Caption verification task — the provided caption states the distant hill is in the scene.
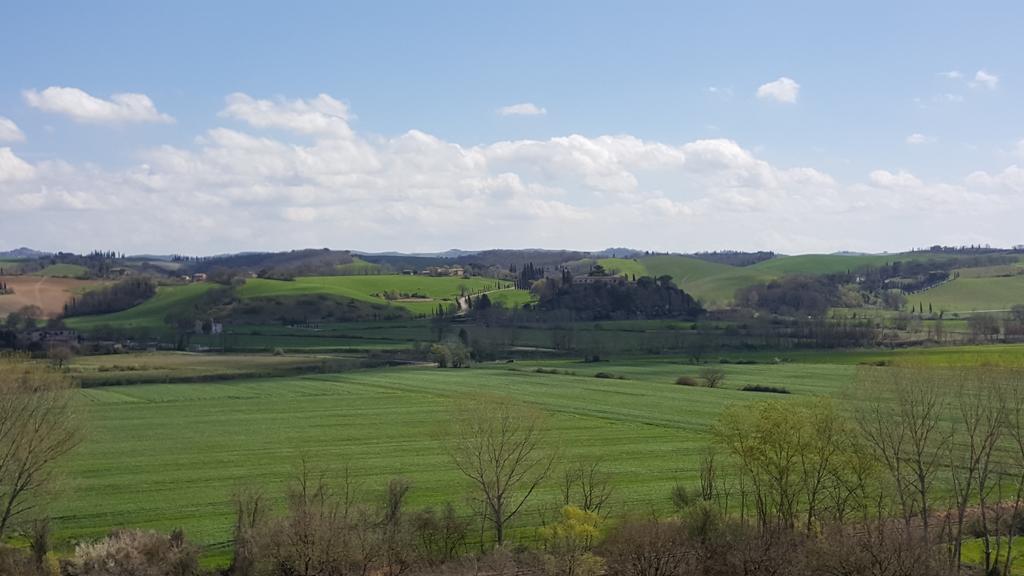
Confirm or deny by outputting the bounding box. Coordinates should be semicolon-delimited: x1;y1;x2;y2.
0;247;48;259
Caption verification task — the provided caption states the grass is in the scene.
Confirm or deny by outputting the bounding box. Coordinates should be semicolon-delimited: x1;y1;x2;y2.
48;342;1024;563
640;255;775;308
67;351;357;386
57;358;857;561
335;257;384;275
914;275;1024;312
596;258;650;278
34;263;90;278
65;282;216;332
237;275;508;315
487;288;535;309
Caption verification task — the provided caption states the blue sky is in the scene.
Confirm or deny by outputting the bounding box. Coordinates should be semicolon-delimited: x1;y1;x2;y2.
1;1;1022;254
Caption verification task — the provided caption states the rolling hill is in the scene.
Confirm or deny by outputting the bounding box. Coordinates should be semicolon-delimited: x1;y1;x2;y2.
638;255;776;307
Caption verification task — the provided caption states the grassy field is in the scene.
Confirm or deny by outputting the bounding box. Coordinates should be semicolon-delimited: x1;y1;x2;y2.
914;275;1024;312
640;255;775;308
65;282;215;332
58;358;855;561
237;275;509;315
595;258;650;278
33;263;90;278
487;288;535;309
67;351;360;386
45;342;1024;563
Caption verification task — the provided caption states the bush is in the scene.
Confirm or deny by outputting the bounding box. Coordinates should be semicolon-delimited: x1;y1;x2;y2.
0;543;54;576
741;384;790;394
594;372;626;380
675;376;699;386
64;529;200;576
699;366;726;388
599;518;692;576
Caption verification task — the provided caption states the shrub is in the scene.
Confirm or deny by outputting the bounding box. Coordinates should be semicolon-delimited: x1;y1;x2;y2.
599;518;692;576
740;384;790;394
64;529;200;576
699;366;726;388
675;376;699;386
0;543;53;576
670;483;693;511
594;372;626;380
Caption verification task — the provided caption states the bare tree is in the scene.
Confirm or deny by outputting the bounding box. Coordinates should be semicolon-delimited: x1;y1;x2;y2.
853;366;951;546
446;395;554;546
560;459;614;517
946;368;1006;573
0;354;80;537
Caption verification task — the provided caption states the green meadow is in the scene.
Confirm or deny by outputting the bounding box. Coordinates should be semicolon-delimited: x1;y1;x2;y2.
236;275;510;315
54;344;1024;561
65;282;216;332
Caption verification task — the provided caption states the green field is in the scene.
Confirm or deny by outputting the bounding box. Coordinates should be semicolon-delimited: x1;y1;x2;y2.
237;275;508;315
43;342;1024;563
486;288;535;309
334;257;385;275
594;258;650;278
68;351;359;386
33;263;90;278
58;358;854;560
65;282;215;332
640;255;775;307
915;275;1024;312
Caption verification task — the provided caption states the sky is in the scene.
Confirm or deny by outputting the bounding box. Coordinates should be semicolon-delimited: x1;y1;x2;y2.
1;1;1022;255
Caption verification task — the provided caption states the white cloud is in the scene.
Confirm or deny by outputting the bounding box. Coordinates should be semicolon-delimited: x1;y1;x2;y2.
869;169;922;189
6;90;1024;254
756;77;800;103
972;69;999;90
497;102;547;116
938;70;963;80
220;93;353;137
23;86;174;124
0;147;35;182
0;117;25;142
906;133;935;145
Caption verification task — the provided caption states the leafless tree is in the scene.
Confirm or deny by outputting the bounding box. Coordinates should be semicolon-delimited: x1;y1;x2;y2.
853;366;950;545
0;354;80;538
446;395;554;546
560;459;614;517
946;368;1006;573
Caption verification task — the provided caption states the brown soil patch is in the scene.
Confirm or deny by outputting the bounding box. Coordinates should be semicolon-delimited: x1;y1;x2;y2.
0;276;105;318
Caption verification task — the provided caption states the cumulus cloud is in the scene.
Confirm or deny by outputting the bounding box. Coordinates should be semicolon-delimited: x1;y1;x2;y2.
220;93;353;137
497;102;547;116
5;90;1024;254
906;133;935;145
0;117;25;142
756;77;800;103
0;147;35;182
869;169;923;189
23;86;174;124
972;69;999;90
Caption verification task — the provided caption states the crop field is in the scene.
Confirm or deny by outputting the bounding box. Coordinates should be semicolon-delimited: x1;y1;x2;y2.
42;342;1024;564
56;358;857;560
65;282;215;332
0;275;104;318
640;255;775;308
68;351;357;386
237;275;510;315
33;263;90;278
915;275;1024;312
